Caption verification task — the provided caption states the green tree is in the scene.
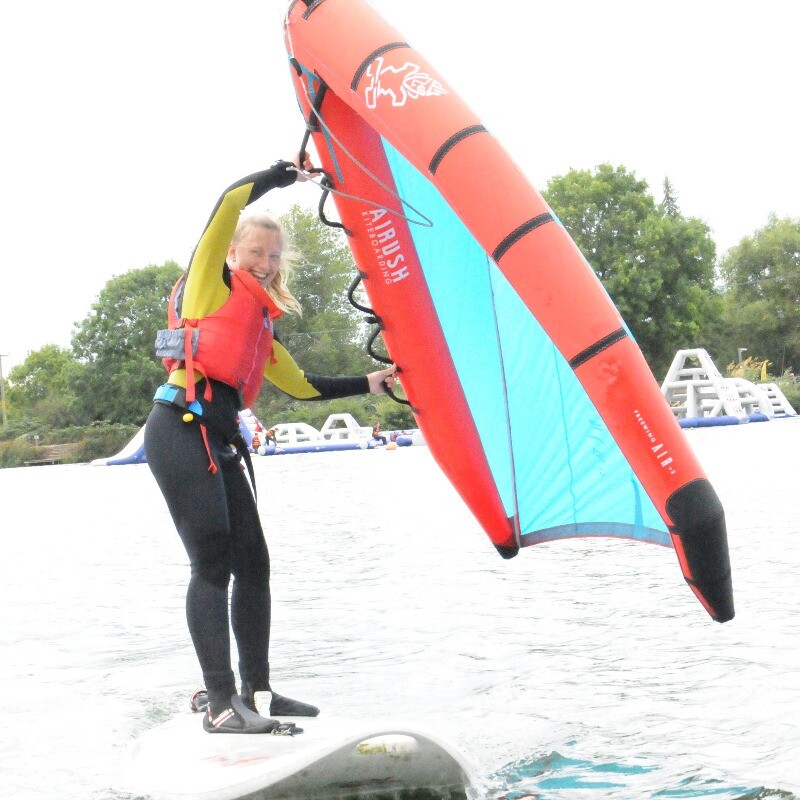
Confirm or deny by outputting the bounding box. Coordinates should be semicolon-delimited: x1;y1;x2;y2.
71;261;183;423
6;344;86;427
543;164;718;377
273;205;370;363
636;212;720;373
662;177;680;217
7;344;77;406
716;215;800;374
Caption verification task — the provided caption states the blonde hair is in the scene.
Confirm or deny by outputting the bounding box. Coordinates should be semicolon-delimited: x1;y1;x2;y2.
231;214;303;316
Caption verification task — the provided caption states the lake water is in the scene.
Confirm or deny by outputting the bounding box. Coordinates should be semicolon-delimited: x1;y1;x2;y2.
1;418;799;799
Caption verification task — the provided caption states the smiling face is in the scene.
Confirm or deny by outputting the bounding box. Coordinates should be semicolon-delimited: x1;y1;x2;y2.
227;225;283;288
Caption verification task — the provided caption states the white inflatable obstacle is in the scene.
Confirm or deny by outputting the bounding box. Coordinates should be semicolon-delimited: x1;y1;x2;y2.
261;413;422;455
90;426;146;466
262;414;372;447
661;348;796;427
759;382;798;417
270;421;327;445
318;413;423;446
320;413;374;441
269;413;395;446
258;414;424;455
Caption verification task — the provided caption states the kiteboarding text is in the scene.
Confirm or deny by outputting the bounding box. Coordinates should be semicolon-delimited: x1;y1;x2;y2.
362;209;410;284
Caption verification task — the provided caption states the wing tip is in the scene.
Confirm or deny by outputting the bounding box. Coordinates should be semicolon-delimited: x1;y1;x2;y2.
494;543;519;560
667;478;735;623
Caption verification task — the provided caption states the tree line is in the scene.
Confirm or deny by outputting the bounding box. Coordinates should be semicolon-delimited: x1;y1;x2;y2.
2;166;799;462
543;166;800;381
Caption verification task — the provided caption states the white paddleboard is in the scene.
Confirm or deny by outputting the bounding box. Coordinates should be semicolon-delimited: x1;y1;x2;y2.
125;711;474;799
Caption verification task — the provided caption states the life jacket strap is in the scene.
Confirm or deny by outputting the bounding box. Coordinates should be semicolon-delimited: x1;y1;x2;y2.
179;319;213;405
198;424;218;475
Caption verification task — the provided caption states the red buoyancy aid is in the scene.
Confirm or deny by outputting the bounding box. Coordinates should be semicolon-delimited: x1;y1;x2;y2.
163;269;283;408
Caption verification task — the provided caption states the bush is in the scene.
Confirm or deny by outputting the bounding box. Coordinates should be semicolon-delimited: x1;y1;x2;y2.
0;419;36;443
374;395;416;430
0;438;38;468
775;374;800;413
65;423;140;463
0;422;140;468
38;427;89;445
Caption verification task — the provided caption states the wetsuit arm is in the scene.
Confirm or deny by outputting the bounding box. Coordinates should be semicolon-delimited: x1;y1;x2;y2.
264;340;369;400
180;162;297;319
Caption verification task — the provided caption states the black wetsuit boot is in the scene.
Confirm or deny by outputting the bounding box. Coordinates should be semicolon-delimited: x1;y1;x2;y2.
241;682;320;717
204;691;279;734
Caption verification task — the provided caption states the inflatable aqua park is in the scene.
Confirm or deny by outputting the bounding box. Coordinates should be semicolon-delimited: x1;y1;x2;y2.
661;348;797;428
92;412;422;465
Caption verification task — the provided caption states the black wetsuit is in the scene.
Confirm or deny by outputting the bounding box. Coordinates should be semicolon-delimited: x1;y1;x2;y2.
145;165;368;713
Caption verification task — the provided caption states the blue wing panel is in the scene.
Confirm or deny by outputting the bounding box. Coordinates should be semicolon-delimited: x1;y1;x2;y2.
381;140;669;547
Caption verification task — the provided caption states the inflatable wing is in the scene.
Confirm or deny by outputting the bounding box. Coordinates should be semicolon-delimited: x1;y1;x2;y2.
283;0;734;622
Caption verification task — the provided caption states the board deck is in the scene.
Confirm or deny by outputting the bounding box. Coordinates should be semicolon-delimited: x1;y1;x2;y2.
125;712;474;800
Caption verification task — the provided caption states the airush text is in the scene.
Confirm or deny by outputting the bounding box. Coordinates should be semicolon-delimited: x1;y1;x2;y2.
361;209;409;284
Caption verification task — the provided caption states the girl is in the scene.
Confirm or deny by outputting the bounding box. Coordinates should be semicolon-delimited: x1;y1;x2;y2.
145;157;395;733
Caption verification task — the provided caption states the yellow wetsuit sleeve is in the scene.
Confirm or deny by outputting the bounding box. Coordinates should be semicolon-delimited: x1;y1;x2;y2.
264;340;369;400
167;163;297;389
180;183;256;320
181;164;297;320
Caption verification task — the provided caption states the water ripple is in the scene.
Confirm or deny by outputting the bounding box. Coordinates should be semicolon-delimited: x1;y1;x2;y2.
2;431;799;798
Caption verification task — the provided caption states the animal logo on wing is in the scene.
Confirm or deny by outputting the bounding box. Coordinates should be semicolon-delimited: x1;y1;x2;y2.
364;57;448;109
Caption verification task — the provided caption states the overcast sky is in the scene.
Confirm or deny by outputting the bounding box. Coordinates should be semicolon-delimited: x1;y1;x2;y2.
1;0;797;371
